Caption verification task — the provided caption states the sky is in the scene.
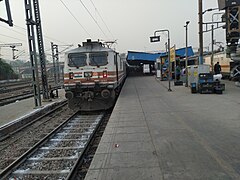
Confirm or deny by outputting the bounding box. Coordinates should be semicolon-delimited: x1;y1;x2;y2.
0;0;225;61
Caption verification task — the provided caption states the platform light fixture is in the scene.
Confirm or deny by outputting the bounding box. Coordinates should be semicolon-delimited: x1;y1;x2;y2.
199;0;219;65
150;29;172;91
184;21;190;87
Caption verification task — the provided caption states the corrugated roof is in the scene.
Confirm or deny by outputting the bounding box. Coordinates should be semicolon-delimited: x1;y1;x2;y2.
158;46;194;58
127;46;194;62
175;46;194;58
127;51;161;62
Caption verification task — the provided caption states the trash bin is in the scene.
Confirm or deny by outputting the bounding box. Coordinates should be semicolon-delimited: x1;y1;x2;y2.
191;83;197;93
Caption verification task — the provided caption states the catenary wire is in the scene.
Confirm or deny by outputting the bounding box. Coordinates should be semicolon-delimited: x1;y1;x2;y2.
78;0;108;39
89;0;114;39
0;33;26;42
59;0;91;37
13;24;69;45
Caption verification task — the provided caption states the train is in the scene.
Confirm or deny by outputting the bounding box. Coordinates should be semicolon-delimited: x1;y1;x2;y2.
63;39;126;111
204;51;240;80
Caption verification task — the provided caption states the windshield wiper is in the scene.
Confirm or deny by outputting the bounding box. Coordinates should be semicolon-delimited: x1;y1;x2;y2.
69;58;79;67
90;57;100;67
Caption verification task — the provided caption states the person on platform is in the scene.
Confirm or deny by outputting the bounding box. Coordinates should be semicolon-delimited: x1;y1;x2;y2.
214;62;221;75
176;65;181;81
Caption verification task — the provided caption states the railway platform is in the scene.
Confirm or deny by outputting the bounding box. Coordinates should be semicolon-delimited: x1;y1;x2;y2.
0;89;66;127
85;76;240;180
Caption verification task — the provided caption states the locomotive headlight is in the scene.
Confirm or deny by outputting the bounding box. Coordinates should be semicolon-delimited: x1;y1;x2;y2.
103;71;108;78
84;72;92;77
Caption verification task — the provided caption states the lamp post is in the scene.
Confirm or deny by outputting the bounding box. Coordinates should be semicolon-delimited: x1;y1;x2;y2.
211;12;225;73
198;0;219;65
184;21;190;87
199;0;203;64
150;29;172;91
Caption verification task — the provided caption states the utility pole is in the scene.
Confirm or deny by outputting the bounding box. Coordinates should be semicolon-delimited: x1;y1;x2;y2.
24;0;42;108
0;43;22;61
211;24;214;73
10;45;18;60
199;0;203;65
51;42;58;85
51;42;59;97
24;0;50;102
184;21;190;87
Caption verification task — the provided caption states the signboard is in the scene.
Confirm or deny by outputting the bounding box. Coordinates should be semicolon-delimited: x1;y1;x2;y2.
170;45;176;62
150;36;160;43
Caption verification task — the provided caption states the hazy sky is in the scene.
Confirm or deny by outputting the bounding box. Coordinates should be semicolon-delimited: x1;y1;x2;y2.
0;0;225;61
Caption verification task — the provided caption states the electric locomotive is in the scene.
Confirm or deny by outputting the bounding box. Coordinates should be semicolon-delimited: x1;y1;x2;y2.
64;39;126;111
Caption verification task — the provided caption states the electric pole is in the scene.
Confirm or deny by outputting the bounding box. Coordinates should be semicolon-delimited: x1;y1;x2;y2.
0;43;22;61
24;0;50;103
199;0;203;65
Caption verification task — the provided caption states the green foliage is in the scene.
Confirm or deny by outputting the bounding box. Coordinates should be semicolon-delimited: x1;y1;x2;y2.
0;58;18;80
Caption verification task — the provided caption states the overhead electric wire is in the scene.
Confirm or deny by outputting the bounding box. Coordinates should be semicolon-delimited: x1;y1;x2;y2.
59;0;91;37
14;24;69;45
0;24;26;37
0;33;26;42
78;0;108;39
2;23;69;46
89;0;114;39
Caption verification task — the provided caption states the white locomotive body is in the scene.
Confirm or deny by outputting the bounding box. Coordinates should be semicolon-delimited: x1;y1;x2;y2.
64;39;126;111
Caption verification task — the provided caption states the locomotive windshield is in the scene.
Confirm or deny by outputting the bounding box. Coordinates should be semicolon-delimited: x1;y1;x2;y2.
68;53;87;67
89;52;108;66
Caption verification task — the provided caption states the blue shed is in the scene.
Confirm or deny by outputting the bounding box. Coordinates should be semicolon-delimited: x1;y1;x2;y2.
127;46;194;62
127;51;161;62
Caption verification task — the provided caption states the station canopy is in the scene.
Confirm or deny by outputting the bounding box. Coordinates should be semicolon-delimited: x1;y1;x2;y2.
127;46;194;62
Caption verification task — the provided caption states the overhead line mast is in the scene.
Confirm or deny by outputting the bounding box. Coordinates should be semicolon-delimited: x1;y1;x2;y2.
0;43;22;60
24;0;50;108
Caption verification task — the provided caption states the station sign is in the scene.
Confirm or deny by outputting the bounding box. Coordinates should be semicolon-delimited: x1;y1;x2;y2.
150;36;160;43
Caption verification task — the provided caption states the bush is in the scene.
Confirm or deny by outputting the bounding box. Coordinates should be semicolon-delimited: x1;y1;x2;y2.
0;59;18;80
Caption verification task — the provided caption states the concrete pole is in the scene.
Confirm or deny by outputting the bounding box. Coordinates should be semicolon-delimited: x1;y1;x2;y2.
211;24;214;73
199;0;203;64
185;21;190;87
167;31;172;92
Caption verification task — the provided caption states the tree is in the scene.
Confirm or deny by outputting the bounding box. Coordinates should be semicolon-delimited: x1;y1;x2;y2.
0;58;18;80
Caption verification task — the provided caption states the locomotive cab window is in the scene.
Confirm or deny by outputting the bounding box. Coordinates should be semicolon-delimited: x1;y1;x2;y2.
89;52;108;66
68;53;87;67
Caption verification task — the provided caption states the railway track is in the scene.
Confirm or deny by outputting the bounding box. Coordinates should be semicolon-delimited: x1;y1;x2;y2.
0;111;107;179
0;91;33;106
0;84;31;94
0;80;31;89
0;79;63;95
0;85;62;107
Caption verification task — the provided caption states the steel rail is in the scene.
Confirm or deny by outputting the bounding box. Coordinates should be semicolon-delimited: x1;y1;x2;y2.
66;111;107;179
0;111;105;179
0;100;68;141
